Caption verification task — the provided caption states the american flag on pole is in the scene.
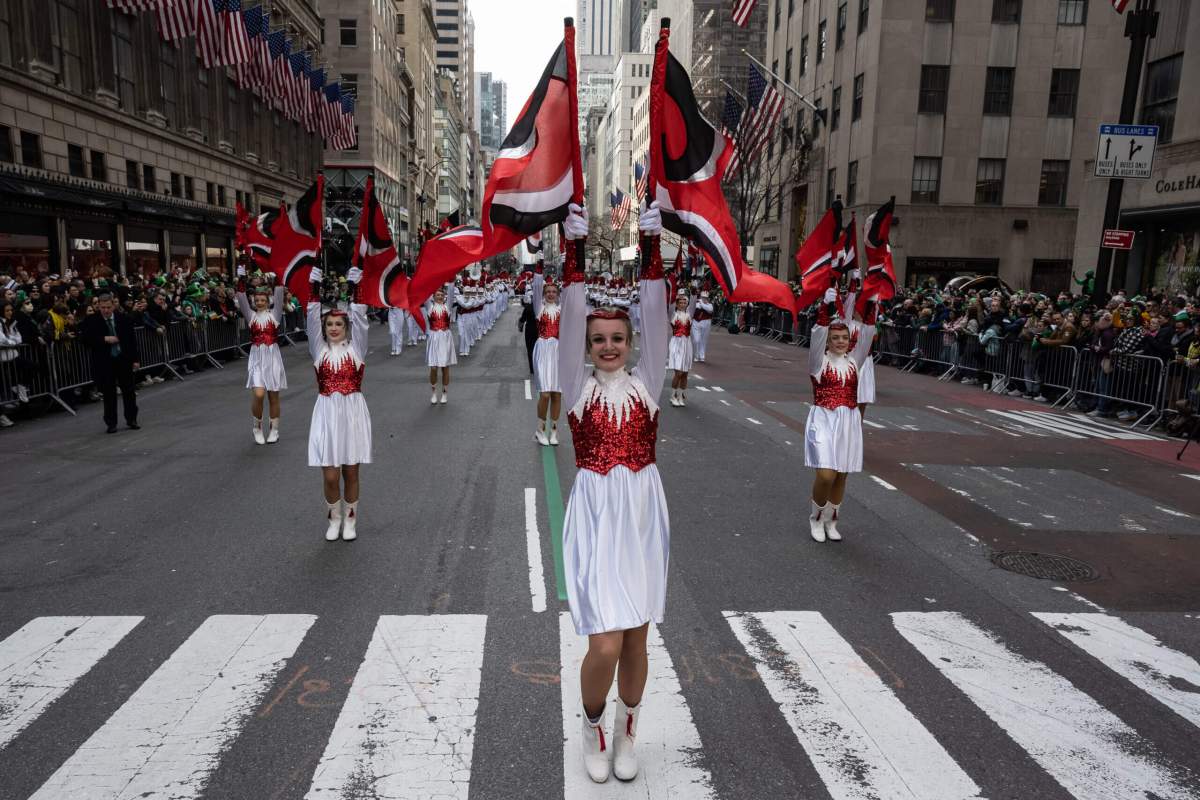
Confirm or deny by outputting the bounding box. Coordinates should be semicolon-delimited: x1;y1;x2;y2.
306;66;326;135
731;0;758;27
195;0;225;68
289;50;310;124
734;63;785;172
219;0;252;66
609;189;632;230
336;92;357;151
268;30;292;114
235;4;266;90
157;0;196;43
1111;0;1131;11
320;82;341;142
721;90;746;175
634;158;648;201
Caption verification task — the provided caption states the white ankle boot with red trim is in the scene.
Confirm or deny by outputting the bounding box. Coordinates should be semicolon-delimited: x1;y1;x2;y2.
824;502;842;541
809;500;827;542
581;707;611;783
342;501;358;541
612;699;640;781
324;500;343;542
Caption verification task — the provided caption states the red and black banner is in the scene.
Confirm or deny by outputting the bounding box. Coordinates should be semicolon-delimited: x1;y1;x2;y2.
235;201;280;271
794;201;840;311
268;174;322;304
857;197;897;314
352;175;409;309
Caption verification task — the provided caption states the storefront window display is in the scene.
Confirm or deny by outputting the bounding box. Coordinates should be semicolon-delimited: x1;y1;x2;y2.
169;231;200;274
125;227;163;279
0;214;53;277
205;239;231;276
67;221;117;279
1152;225;1200;296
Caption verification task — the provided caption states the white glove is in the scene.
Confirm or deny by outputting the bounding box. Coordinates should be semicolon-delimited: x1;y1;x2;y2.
638;201;663;235
236;265;246;278
850;269;860;281
347;266;363;284
309;268;324;284
823;287;838;304
564;203;588;240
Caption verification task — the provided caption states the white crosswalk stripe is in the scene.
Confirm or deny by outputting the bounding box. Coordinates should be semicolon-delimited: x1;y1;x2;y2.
893;611;1195;800
1034;613;1200;731
306;615;487;800
988;409;1160;440
0;616;142;749
726;610;983;799
558;613;714;798
30;614;315;800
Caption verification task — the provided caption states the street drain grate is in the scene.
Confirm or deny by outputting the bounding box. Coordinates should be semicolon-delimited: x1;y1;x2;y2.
990;551;1100;583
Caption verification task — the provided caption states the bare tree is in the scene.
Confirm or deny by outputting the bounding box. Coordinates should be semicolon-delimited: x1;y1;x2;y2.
584;213;623;273
725;122;812;265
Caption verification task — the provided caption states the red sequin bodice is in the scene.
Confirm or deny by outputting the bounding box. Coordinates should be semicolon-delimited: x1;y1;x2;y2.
672;319;692;337
537;311;560;339
429;308;451;331
315;357;365;395
568;397;659;475
249;319;279;346
811;363;858;410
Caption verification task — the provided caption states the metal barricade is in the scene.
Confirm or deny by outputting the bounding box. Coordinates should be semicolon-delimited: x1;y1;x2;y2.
202;317;241;366
904;329;957;377
950;334;1007;392
134;324;184;381
49;339;92;414
0;342;63;412
1158;359;1200;433
1072;349;1165;427
166;319;206;372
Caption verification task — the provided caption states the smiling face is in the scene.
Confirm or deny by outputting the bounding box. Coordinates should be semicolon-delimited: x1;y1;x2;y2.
543;284;559;304
675;296;689;312
826;325;851;356
252;292;270;311
324;313;347;343
434;289;446;304
587;317;632;372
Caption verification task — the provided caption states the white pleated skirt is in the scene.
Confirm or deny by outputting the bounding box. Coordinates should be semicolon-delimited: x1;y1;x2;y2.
668;335;693;372
426;329;458;367
857;357;876;404
804;405;863;473
246;343;288;391
308;392;372;467
564;464;670;636
533;336;560;393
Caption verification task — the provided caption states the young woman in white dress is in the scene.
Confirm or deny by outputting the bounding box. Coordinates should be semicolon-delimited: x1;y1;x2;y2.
558;201;669;784
425;286;457;404
306;266;371;542
666;292;694;407
235;262;288;444
531;273;562;445
805;284;877;542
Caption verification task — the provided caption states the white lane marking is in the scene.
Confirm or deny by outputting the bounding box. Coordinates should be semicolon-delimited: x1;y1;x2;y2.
926;405;951;415
559;614;714;798
1155;506;1191;518
692;373;704;381
1064;412;1162;440
1180;474;1200;482
1035;613;1200;731
1023;410;1157;441
719;399;731;407
894;611;1194;800
524;379;532;400
306;615;487;800
524;488;548;613
696;386;711;392
987;410;1087;438
33;615;315;800
871;475;898;491
746;417;763;425
862;419;886;429
953;408;1028;437
710;386;725;392
727;611;982;800
0;616;143;749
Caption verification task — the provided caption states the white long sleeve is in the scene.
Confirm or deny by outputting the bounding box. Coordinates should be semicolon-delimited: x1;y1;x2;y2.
558;281;589;413
632;278;668;399
349;303;370;362
306;301;323;363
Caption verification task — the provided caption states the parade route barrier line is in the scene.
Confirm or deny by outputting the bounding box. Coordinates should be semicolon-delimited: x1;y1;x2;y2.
540;446;568;602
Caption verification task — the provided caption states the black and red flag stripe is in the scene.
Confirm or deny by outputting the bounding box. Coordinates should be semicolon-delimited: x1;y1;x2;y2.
267;174;322;304
856;197;897;315
352;175;409;309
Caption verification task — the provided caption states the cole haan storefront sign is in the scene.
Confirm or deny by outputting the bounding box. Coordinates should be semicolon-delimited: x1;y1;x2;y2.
1155;174;1199;194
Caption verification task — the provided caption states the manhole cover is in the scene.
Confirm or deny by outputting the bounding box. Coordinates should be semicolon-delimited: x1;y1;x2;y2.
990;551;1100;582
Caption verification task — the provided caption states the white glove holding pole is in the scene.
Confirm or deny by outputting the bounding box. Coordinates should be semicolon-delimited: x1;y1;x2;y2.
638;201;663;235
823;287;838;304
850;269;860;281
309;268;324;284
236;264;246;277
347;266;363;284
564;203;589;240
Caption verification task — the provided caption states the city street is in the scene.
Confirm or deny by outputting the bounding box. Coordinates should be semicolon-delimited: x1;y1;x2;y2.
3;303;1199;800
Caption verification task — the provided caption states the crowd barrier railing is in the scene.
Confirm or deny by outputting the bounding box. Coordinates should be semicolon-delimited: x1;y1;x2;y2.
1159;360;1200;432
0;342;66;412
1071;349;1166;428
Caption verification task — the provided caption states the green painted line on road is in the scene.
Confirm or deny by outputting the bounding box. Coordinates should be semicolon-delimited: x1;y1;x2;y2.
540;446;568;601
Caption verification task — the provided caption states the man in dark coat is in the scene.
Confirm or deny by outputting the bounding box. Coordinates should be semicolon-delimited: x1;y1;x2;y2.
80;293;141;433
517;284;538;374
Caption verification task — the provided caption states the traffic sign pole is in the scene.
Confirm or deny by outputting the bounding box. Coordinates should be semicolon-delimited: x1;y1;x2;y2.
1092;0;1158;307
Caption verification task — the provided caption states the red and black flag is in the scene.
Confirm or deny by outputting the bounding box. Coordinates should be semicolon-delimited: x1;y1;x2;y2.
647;19;795;316
794;201;840;311
352;175;409;309
834;212;857;276
438;209;461;232
408;20;582;322
857;197;897;315
235;201;280;271
268;174;323;304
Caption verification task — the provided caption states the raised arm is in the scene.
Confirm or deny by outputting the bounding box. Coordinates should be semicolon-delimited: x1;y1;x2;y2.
306;268;325;362
850;298;878;367
235;289;253;323
808;287;839;376
270;285;286;325
558;204;591;412
531;270;545;318
345;267;369;361
631;204;668;397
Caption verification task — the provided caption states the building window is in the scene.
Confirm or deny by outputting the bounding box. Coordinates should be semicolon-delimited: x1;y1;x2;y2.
789;0;795;17
67;144;86;177
918;65;950;113
218;185;227;206
1057;0;1087;25
184;176;194;201
836;3;847;48
90;151;106;182
170;172;181;197
800;36;808;76
206;182;215;205
1039;160;1069;206
992;0;1020;22
847;160;858;206
826;167;837;209
143;164;156;193
19;131;42;169
52;0;83;91
112;14;136;110
983;67;1014;115
830;87;842;131
812;98;823;138
911;157;941;203
817;21;827;62
975;159;1005;205
858;0;869;33
397;13;404;34
852;74;864;120
773;0;780;30
926;0;954;21
339;19;357;46
785;48;792;83
126;159;139;189
342;73;358;98
0;126;11;163
1047;68;1079;117
1142;54;1181;143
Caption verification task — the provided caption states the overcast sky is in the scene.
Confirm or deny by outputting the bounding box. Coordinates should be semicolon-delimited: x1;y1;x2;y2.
469;0;575;133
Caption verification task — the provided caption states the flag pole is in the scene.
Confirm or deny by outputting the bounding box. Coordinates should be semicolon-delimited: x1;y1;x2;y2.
563;17;586;275
740;48;819;112
644;17;671;278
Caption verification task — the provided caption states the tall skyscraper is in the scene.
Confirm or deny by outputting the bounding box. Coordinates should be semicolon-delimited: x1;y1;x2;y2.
433;0;467;75
474;73;508;151
578;0;626;57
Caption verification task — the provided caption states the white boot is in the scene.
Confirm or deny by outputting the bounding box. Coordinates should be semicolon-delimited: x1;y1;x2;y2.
325;500;343;542
549;421;559;446
679;390;687;407
612;699;640;781
824;503;842;541
669;389;680;407
535;419;550;446
342;501;358;541
809;500;827;543
253;417;266;445
580;707;611;783
431;387;439;405
439;388;448;404
266;418;280;444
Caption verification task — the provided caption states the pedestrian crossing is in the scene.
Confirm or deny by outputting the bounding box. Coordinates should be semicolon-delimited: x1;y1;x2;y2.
2;610;1197;799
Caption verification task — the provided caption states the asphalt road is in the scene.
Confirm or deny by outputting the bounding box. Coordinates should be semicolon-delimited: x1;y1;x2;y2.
2;303;1199;800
